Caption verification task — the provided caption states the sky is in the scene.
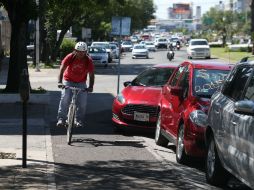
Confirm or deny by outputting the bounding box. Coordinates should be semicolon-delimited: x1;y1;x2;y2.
153;0;223;19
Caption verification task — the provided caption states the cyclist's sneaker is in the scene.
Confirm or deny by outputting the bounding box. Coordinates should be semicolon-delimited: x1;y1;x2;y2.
75;121;83;128
56;119;65;127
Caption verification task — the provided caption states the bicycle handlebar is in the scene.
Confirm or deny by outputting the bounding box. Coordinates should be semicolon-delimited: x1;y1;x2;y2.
59;85;88;92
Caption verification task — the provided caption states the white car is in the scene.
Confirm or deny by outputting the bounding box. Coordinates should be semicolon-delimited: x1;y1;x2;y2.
145;41;156;52
132;44;149;59
121;41;133;52
187;39;211;59
91;41;113;62
154;38;168;49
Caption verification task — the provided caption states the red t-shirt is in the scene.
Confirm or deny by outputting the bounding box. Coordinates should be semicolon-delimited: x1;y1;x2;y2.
62;53;94;83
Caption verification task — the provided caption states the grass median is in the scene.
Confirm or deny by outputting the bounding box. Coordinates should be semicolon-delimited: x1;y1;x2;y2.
211;47;252;64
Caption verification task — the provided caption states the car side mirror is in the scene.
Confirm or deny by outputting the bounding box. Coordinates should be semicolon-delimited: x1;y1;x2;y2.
123;81;131;87
234;100;254;116
170;86;183;97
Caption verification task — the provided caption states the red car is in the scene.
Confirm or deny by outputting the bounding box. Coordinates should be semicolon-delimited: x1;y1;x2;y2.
155;60;233;163
112;64;178;130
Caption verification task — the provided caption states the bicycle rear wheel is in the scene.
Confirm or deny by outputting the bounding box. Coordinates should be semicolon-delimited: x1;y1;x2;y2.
67;105;75;145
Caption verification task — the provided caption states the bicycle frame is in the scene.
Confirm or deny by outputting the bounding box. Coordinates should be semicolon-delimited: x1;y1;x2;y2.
64;86;87;145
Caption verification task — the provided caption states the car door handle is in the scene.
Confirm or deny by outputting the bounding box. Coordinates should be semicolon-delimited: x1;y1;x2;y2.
231;121;237;126
214;109;219;114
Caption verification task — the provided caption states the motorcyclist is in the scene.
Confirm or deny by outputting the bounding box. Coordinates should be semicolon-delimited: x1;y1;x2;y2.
167;43;175;60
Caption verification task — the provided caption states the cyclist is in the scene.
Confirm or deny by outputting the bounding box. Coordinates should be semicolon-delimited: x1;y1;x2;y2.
57;41;95;128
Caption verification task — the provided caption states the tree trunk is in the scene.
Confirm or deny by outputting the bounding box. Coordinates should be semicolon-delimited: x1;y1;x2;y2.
251;0;254;55
50;28;68;62
222;28;227;48
5;15;28;93
39;0;50;63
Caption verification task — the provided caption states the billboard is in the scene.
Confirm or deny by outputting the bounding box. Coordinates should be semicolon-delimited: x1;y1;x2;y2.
172;3;191;14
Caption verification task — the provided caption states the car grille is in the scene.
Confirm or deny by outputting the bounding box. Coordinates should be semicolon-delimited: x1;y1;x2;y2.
91;56;101;60
121;104;159;117
193;48;208;52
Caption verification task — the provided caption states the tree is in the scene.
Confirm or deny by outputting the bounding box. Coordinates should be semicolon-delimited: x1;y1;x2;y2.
202;8;235;47
43;0;155;61
0;0;37;93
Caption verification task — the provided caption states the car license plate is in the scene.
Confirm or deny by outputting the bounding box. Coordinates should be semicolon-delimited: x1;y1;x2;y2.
134;111;149;122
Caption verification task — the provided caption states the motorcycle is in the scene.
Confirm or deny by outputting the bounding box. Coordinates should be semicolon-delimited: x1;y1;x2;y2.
176;44;180;50
167;50;174;61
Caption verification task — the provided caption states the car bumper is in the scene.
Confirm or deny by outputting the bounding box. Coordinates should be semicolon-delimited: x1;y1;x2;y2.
132;53;148;57
190;52;210;58
112;100;157;129
92;59;108;65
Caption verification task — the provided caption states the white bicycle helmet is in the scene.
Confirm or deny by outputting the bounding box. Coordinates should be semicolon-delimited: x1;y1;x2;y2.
75;41;87;51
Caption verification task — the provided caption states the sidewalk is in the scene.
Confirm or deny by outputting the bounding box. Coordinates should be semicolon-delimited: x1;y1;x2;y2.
0;58;56;189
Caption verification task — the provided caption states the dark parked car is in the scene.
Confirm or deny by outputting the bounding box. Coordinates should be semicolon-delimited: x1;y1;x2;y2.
205;57;254;189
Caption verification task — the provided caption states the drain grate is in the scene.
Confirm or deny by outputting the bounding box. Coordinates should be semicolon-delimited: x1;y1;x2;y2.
0;152;16;159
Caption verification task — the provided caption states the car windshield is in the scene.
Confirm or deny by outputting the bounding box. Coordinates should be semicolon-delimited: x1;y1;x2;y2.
88;47;106;53
134;45;146;49
191;41;208;45
122;41;132;45
171;38;179;42
146;42;154;45
132;67;175;87
92;43;110;49
193;69;229;98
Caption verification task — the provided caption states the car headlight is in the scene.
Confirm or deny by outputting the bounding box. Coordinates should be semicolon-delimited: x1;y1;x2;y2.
189;110;208;127
116;93;125;104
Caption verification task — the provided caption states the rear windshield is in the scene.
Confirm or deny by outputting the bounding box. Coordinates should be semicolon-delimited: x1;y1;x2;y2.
193;69;229;98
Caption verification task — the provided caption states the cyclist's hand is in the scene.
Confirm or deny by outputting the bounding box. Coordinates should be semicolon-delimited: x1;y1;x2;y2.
58;83;64;89
87;87;93;92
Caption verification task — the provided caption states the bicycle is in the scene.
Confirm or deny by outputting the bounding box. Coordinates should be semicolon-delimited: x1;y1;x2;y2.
60;85;87;145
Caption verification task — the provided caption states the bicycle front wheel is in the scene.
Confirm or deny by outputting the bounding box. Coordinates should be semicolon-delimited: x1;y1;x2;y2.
67;105;75;145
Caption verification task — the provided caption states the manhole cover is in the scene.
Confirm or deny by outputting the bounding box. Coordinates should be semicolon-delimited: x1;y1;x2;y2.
0;152;16;159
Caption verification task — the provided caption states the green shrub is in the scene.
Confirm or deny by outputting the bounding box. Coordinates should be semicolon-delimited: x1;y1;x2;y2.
59;38;76;59
225;46;251;52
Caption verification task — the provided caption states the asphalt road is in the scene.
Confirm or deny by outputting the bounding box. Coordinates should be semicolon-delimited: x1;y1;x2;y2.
29;47;250;190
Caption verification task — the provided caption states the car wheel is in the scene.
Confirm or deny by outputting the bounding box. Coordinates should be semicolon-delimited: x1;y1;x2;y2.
205;135;230;186
176;124;189;164
155;111;169;147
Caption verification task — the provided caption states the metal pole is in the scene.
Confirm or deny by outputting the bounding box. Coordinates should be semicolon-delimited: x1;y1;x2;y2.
35;0;40;72
117;18;122;94
22;101;27;168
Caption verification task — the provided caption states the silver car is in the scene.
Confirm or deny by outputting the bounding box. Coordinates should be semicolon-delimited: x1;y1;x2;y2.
205;58;254;189
88;46;108;67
